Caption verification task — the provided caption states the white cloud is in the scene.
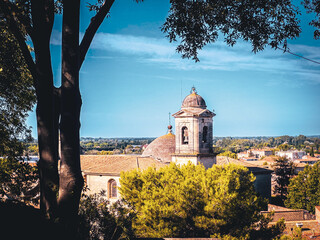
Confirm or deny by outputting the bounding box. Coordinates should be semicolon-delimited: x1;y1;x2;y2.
92;33;175;57
51;31;320;84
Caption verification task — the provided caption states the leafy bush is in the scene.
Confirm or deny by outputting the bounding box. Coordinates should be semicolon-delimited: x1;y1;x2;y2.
78;190;134;240
0;158;38;204
120;163;270;239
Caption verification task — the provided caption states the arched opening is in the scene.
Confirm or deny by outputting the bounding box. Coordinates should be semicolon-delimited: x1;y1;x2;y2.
182;126;189;144
108;179;117;198
202;126;208;143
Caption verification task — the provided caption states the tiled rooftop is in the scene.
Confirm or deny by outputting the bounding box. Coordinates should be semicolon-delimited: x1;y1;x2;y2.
142;132;175;163
80;155;168;175
216;156;273;174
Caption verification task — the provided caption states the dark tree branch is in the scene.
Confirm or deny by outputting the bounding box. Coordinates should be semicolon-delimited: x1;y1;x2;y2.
1;0;37;83
30;0;58;220
79;0;115;69
30;0;55;92
31;0;54;42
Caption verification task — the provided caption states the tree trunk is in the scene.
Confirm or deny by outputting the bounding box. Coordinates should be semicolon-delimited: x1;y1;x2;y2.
58;0;84;235
31;0;59;220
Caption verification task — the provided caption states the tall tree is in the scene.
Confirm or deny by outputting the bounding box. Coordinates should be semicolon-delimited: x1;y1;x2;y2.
1;0;303;235
120;163;276;239
273;156;295;201
285;162;320;213
310;146;315;157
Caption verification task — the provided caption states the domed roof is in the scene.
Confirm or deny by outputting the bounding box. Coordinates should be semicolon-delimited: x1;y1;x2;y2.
142;129;175;163
182;87;206;109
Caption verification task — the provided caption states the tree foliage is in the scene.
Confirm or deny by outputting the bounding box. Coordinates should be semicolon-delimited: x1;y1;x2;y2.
0;7;38;206
279;226;306;240
1;0;313;233
273;157;295;201
218;150;238;159
285;162;320;213
78;190;134;240
249;215;286;240
120;163;268;239
0;13;35;160
0;158;38;204
162;0;301;61
303;0;320;39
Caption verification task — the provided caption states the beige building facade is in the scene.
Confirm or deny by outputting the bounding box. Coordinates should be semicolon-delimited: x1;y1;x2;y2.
81;155;167;202
172;87;217;168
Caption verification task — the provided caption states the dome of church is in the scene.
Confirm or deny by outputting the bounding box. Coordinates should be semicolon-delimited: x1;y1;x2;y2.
142;128;175;163
182;87;206;109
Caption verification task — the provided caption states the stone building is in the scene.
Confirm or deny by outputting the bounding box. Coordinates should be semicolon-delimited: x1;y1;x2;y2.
262;204;320;237
143;86;217;168
276;150;306;161
81;155;167;202
141;126;175;163
171;87;217;168
82;87;217;200
81;87;272;200
238;149;273;160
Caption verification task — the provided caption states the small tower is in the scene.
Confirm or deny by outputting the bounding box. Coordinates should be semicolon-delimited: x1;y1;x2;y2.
171;87;216;168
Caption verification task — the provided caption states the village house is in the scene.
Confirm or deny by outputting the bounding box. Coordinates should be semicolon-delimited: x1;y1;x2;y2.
276;150;306;161
262;204;320;238
238;148;273;160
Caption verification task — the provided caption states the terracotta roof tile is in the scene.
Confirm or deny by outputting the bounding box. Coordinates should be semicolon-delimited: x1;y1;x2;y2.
216;156;273;174
142;133;175;162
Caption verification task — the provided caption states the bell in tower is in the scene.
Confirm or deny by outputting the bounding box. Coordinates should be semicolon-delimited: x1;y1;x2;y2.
171;87;216;169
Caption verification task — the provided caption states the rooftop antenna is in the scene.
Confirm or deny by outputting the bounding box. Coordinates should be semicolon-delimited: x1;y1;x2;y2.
180;79;182;104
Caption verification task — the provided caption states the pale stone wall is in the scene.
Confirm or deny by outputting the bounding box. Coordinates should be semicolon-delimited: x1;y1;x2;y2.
198;156;216;169
175;117;213;154
175;117;198;154
276;151;306;160
252;150;273;159
171;155;215;169
85;174;121;203
172;156;198;166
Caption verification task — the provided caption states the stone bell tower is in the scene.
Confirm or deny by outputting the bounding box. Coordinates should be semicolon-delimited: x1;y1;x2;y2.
171;87;216;169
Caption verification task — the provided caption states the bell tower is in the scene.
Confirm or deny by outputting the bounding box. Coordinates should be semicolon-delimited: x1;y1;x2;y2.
172;87;216;168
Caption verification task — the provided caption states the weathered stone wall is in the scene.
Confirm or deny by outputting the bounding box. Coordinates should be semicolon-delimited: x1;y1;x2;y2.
172;155;198;166
175;117;198;154
198;155;216;169
85;174;121;202
175;116;213;154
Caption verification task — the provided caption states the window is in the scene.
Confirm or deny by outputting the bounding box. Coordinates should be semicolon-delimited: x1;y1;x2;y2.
202;126;208;143
182;126;189;144
108;179;117;198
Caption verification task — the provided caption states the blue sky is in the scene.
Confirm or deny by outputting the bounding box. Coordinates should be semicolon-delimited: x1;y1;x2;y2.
27;0;320;138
